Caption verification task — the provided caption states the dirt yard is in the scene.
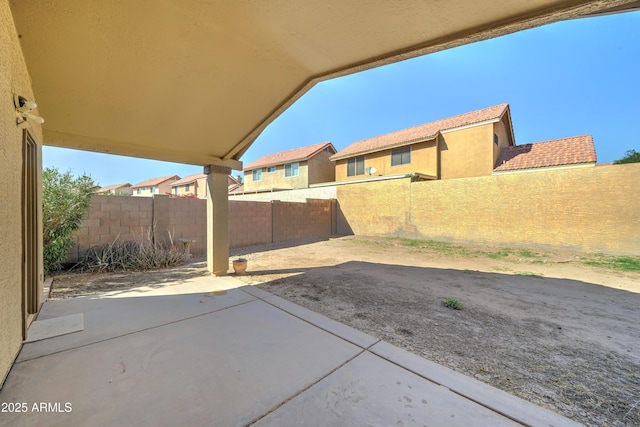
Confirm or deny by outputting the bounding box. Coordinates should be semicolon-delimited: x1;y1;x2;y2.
233;237;640;427
50;236;640;426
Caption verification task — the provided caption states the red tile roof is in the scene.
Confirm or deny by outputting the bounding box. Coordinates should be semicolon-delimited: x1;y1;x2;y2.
244;142;336;171
98;183;131;193
228;182;243;193
493;135;596;172
228;175;243;186
170;173;207;187
330;104;509;160
130;175;180;189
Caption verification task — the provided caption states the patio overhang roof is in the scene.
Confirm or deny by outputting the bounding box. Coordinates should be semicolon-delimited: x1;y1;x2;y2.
10;1;639;169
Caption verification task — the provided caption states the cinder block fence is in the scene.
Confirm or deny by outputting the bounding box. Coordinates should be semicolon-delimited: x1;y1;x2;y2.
68;163;639;263
66;196;337;263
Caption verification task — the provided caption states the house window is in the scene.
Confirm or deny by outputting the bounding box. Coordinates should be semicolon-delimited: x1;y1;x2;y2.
252;169;262;181
137;188;141;195
347;156;365;177
174;187;178;195
494;133;499;145
266;166;276;173
285;162;299;177
185;183;190;192
391;147;411;166
150;187;157;194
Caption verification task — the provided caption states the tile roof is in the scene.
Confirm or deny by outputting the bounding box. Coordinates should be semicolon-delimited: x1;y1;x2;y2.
244;142;336;171
98;183;131;192
170;173;207;187
228;182;243;193
330;104;509;160
493;135;596;172
228;175;243;186
130;175;180;189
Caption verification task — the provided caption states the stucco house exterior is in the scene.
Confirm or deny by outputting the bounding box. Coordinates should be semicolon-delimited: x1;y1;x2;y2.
96;183;133;196
243;142;336;192
169;173;208;198
130;175;180;197
329;104;515;181
169;174;243;198
493;135;597;174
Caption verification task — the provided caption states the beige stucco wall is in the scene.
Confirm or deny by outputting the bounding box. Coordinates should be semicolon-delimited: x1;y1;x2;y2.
244;161;310;191
335;139;438;182
307;147;336;184
172;177;208;199
334;123;499;183
0;0;43;385
439;123;494;179
492;115;513;167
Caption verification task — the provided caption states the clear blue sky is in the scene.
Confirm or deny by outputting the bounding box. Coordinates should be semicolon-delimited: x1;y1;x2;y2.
44;11;640;187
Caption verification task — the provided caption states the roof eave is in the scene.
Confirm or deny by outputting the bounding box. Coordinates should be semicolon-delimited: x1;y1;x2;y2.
493;162;596;174
330;135;438;161
245;142;336;171
244;157;309;172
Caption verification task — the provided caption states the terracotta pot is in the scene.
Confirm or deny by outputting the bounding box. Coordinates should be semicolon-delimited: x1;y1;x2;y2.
233;258;248;275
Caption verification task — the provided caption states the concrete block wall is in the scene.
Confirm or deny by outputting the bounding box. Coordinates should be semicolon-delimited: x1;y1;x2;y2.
335;179;411;236
336;163;640;255
67;195;153;262
272;199;335;242
68;196;336;262
228;200;272;248
152;195;208;254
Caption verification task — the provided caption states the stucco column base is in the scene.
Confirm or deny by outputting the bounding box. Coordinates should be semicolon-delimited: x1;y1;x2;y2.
206;169;230;276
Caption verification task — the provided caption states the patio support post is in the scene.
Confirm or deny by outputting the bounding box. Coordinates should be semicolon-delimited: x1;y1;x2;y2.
205;165;231;275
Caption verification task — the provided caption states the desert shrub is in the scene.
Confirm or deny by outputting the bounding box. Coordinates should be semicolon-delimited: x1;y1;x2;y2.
43;168;97;274
76;235;186;272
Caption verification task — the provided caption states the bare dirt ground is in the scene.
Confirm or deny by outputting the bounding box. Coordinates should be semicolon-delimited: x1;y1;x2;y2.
50;236;640;426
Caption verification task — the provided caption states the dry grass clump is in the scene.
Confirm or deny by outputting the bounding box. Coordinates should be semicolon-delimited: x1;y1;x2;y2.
76;228;186;272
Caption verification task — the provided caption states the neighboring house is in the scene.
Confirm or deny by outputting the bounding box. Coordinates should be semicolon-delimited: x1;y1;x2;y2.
169;174;244;198
169;173;208;198
243;142;336;191
228;175;243;193
96;183;133;196
130;175;180;197
329;104;515;181
493;135;597;174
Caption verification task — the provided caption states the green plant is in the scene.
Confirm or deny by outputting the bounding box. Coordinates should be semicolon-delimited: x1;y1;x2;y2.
613;149;640;164
43;168;97;274
581;255;640;271
443;297;463;310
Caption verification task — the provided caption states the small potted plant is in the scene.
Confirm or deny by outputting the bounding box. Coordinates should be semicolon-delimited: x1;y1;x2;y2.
232;258;248;275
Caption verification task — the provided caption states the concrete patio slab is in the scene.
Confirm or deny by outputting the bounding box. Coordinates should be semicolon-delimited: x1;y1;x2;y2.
1;299;362;427
253;351;519;427
17;286;255;362
1;277;582;427
370;341;582;427
24;313;84;343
